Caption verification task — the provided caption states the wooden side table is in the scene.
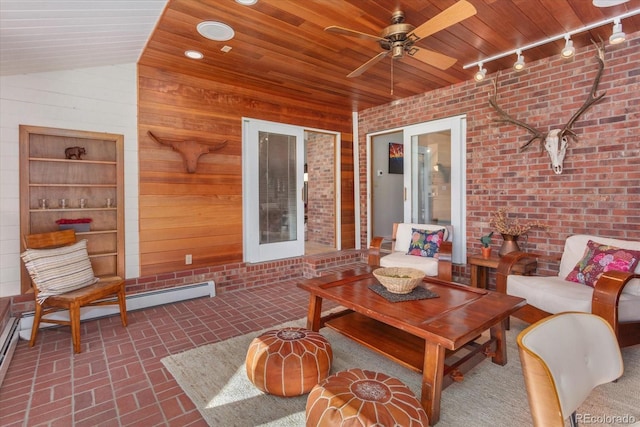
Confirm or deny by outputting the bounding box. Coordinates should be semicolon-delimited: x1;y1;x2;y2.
468;254;537;289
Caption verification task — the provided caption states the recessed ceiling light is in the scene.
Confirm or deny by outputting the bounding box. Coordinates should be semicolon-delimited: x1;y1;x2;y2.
221;45;233;53
593;0;629;6
197;21;235;41
236;0;258;4
185;50;204;59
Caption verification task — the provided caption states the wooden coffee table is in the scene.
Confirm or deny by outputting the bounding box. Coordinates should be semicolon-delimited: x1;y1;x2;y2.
297;266;526;425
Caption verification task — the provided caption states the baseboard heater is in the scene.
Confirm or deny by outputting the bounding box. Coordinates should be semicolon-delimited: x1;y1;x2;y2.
0;317;20;386
17;281;216;341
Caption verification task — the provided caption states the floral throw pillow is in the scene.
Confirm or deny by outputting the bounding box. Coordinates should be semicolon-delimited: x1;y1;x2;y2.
406;228;445;258
565;240;640;288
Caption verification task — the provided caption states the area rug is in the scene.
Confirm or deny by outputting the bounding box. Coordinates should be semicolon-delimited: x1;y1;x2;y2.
162;316;640;427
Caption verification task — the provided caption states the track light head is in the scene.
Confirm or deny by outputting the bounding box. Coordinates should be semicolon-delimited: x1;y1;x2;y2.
513;50;525;71
474;63;487;81
561;35;575;58
610;18;626;44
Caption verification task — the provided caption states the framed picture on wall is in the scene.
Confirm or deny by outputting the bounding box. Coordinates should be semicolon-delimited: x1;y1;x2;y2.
388;142;403;174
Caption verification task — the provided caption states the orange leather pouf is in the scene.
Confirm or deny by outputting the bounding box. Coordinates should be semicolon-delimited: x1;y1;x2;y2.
245;327;333;397
305;368;429;427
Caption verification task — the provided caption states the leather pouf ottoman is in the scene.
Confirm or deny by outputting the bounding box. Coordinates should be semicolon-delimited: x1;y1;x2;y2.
306;368;429;427
246;327;333;397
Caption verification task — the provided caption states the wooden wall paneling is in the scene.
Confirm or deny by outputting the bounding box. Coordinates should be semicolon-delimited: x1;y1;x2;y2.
138;64;355;276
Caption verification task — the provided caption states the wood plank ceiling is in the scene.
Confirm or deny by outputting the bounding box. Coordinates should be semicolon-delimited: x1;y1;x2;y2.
140;0;640;111
2;0;639;111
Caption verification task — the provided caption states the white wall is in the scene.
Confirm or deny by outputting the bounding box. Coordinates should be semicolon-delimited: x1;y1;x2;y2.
0;64;140;297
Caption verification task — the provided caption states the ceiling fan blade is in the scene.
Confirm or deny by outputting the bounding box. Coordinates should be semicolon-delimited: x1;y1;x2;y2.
347;51;389;78
407;47;457;70
325;26;386;42
409;0;477;41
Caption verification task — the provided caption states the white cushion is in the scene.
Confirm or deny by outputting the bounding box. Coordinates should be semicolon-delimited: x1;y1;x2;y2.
394;223;451;253
559;235;640;296
21;239;99;304
380;252;439;277
507;275;640;322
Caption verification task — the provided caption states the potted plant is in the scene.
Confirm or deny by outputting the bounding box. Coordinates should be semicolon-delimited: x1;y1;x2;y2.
479;232;493;258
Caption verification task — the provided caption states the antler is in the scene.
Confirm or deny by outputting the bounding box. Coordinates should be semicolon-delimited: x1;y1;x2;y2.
560;39;606;138
489;77;546;150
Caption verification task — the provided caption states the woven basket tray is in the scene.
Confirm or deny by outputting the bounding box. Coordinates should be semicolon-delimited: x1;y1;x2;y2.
373;267;425;294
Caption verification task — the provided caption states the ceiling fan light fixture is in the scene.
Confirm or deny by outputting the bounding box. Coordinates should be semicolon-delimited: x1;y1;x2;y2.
391;43;404;59
197;21;235;41
474;63;487;81
610;19;626;44
513;50;525;71
561;35;575;58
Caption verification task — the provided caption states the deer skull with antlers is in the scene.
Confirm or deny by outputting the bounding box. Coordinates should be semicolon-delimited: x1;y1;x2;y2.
489;40;606;174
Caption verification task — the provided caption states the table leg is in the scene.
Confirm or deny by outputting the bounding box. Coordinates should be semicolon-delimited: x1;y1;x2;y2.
306;294;323;331
470;264;486;288
421;341;446;425
490;318;508;366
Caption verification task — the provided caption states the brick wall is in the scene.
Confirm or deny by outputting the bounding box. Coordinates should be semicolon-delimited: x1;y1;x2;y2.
358;33;640;283
306;132;336;246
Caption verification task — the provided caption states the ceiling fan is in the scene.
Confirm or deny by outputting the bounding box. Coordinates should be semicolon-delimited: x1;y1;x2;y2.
325;0;477;78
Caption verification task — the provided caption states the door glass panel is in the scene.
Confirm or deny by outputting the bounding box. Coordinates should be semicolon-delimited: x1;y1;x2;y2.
259;131;297;244
410;131;451;225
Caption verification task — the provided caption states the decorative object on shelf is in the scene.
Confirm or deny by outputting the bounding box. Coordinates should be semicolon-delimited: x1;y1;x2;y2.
148;131;228;174
64;146;86;160
373;267;425;294
489;208;549;256
38;199;48;209
499;234;520;257
56;218;92;232
105;198;114;208
58;198;67;209
480;231;493;259
79;198;87;209
489;40;606;175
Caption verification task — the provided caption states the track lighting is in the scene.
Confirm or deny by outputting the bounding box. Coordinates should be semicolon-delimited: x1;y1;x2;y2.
474;63;487;81
561;35;575;58
463;9;639;82
610;18;626;44
513;50;525;71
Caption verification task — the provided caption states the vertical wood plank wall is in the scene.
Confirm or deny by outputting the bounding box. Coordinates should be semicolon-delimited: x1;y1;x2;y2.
137;65;355;276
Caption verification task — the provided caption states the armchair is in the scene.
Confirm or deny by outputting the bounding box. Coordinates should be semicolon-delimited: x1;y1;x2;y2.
496;234;640;347
517;312;623;427
21;229;127;353
368;223;453;281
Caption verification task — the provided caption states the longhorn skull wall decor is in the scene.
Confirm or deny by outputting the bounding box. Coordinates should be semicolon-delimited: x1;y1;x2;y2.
489;40;606;174
148;131;227;173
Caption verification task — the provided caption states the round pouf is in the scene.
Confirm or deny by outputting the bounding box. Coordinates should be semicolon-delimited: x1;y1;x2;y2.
305;368;429;427
245;327;333;397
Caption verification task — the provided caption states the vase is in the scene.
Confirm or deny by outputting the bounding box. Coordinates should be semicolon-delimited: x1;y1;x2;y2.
499;234;520;257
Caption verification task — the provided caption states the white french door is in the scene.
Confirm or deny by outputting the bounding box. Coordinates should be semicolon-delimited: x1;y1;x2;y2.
242;118;305;262
402;115;467;264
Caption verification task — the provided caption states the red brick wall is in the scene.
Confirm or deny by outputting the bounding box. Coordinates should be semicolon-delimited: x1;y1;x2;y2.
307;132;336;246
358;33;640;282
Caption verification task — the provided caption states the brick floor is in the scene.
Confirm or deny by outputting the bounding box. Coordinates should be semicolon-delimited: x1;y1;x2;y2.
0;278;341;426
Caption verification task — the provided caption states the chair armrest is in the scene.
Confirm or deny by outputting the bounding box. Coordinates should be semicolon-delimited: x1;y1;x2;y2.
438;241;452;281
592;271;640;332
495;251;561;294
368;236;391;266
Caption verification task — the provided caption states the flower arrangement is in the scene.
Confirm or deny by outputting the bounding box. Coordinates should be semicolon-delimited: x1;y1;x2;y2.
55;218;92;225
489;208;549;237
